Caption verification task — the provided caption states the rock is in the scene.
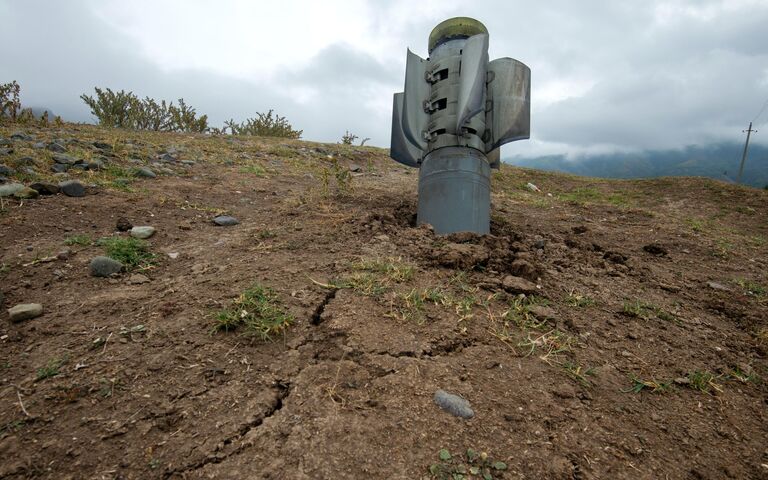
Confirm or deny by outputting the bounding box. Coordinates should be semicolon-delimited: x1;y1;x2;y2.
0;183;24;197
93;141;112;150
29;182;60;195
127;274;150;285
116;217;133;232
433;390;474;419
130;226;156;239
167;252;179;259
51;163;69;173
0;164;14;176
32;142;46;149
349;164;363;172
21;167;36;176
643;243;668;256
0;137;11;146
529;305;556;320
52;153;79;165
135;167;156;178
0;147;13;156
707;281;731;292
181;160;195;166
510;258;537;280
533;235;546;250
213;215;239;226
46;142;67;153
87;159;105;170
59;180;86;197
11;131;33;141
502;275;539;295
89;256;124;277
8;303;44;323
12;187;39;199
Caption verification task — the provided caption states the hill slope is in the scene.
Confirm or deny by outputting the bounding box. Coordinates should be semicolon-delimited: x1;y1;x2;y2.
1;124;767;479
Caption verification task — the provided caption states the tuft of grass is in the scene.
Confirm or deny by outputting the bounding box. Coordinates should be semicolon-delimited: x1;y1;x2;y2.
562;361;596;387
322;257;415;297
622;300;677;323
685;370;723;394
566;290;595;308
36;358;65;381
388;287;449;324
625;375;673;394
97;236;155;269
64;234;92;246
735;278;766;297
240;164;266;176
212;284;293;340
686;217;706;232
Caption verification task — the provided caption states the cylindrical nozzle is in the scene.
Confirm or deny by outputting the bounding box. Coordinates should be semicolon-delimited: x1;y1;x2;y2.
428;17;488;53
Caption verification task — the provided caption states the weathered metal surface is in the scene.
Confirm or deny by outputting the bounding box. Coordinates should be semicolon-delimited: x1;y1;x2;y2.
486;57;531;150
456;34;489;134
390;93;421;167
402;49;429;151
417;147;491;234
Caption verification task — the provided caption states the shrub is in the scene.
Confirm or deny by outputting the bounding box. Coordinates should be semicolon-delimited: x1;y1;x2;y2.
80;87;208;132
341;130;358;145
224;110;302;138
0;81;22;121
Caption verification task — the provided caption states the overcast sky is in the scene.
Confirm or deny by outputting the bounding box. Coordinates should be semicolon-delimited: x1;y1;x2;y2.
2;0;767;159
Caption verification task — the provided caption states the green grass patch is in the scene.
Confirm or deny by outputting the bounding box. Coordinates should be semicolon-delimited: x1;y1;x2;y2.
685;370;722;394
624;375;673;394
36;358;65;381
97;237;155;269
64;234;92;246
735;278;766;297
212;284;293;339
239;164;267;176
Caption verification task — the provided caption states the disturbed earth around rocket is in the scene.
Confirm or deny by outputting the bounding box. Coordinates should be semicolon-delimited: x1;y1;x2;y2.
0;124;767;479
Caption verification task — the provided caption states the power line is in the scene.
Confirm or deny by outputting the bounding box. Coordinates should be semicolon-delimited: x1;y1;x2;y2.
737;122;757;184
753;97;768;123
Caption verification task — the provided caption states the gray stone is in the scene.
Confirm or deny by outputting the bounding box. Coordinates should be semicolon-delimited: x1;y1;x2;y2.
93;141;112;150
29;182;60;195
8;303;44;323
90;256;124;277
0;164;14;176
16;156;34;165
22;167;36;176
32;142;46;149
51;163;69;173
213;215;239;226
10;131;33;141
529;305;556;320
59;180;86;197
158;153;177;163
87;159;105;170
0;183;24;197
0;138;11;146
46;142;67;153
135;167;157;178
127;273;150;285
52;154;78;165
707;281;731;292
12;187;39;199
0;147;13;156
130;226;156;239
434;390;474;419
181;160;195;166
502;275;539;295
349;164;363;172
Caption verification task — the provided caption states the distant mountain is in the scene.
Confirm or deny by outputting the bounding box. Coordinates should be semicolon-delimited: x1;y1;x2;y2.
506;143;768;188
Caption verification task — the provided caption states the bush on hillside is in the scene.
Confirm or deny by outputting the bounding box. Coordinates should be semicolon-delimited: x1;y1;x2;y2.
80;88;208;133
224;110;302;139
0;81;22;121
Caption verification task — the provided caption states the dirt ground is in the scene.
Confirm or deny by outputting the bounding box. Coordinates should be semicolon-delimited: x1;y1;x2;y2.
1;124;767;479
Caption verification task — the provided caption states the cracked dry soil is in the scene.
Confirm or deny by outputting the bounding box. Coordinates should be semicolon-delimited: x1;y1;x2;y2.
1;125;767;479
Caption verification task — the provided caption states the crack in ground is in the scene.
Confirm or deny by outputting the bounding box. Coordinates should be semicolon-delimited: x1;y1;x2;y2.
163;382;290;478
311;289;337;325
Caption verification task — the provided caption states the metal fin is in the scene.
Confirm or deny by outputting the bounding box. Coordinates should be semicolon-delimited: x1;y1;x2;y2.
390;92;421;167
402;49;429;150
486;57;530;150
456;33;489;132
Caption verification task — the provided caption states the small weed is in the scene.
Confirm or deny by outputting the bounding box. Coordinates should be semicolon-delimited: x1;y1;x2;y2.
388;287;449;324
352;257;414;283
36;358;65;381
685;370;723;394
0;262;9;276
240;164;266;176
735;278;766;297
320;156;353;197
212;284;293;340
622;300;677;323
64;234;92;246
727;367;758;384
712;239;733;259
562;361;596;387
625;375;673;394
519;329;577;363
428;448;508;480
566;290;594;308
257;229;277;240
97;236;155;270
687;218;706;232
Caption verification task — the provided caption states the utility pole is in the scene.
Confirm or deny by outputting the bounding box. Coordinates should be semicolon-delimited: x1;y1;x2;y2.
737;122;757;184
